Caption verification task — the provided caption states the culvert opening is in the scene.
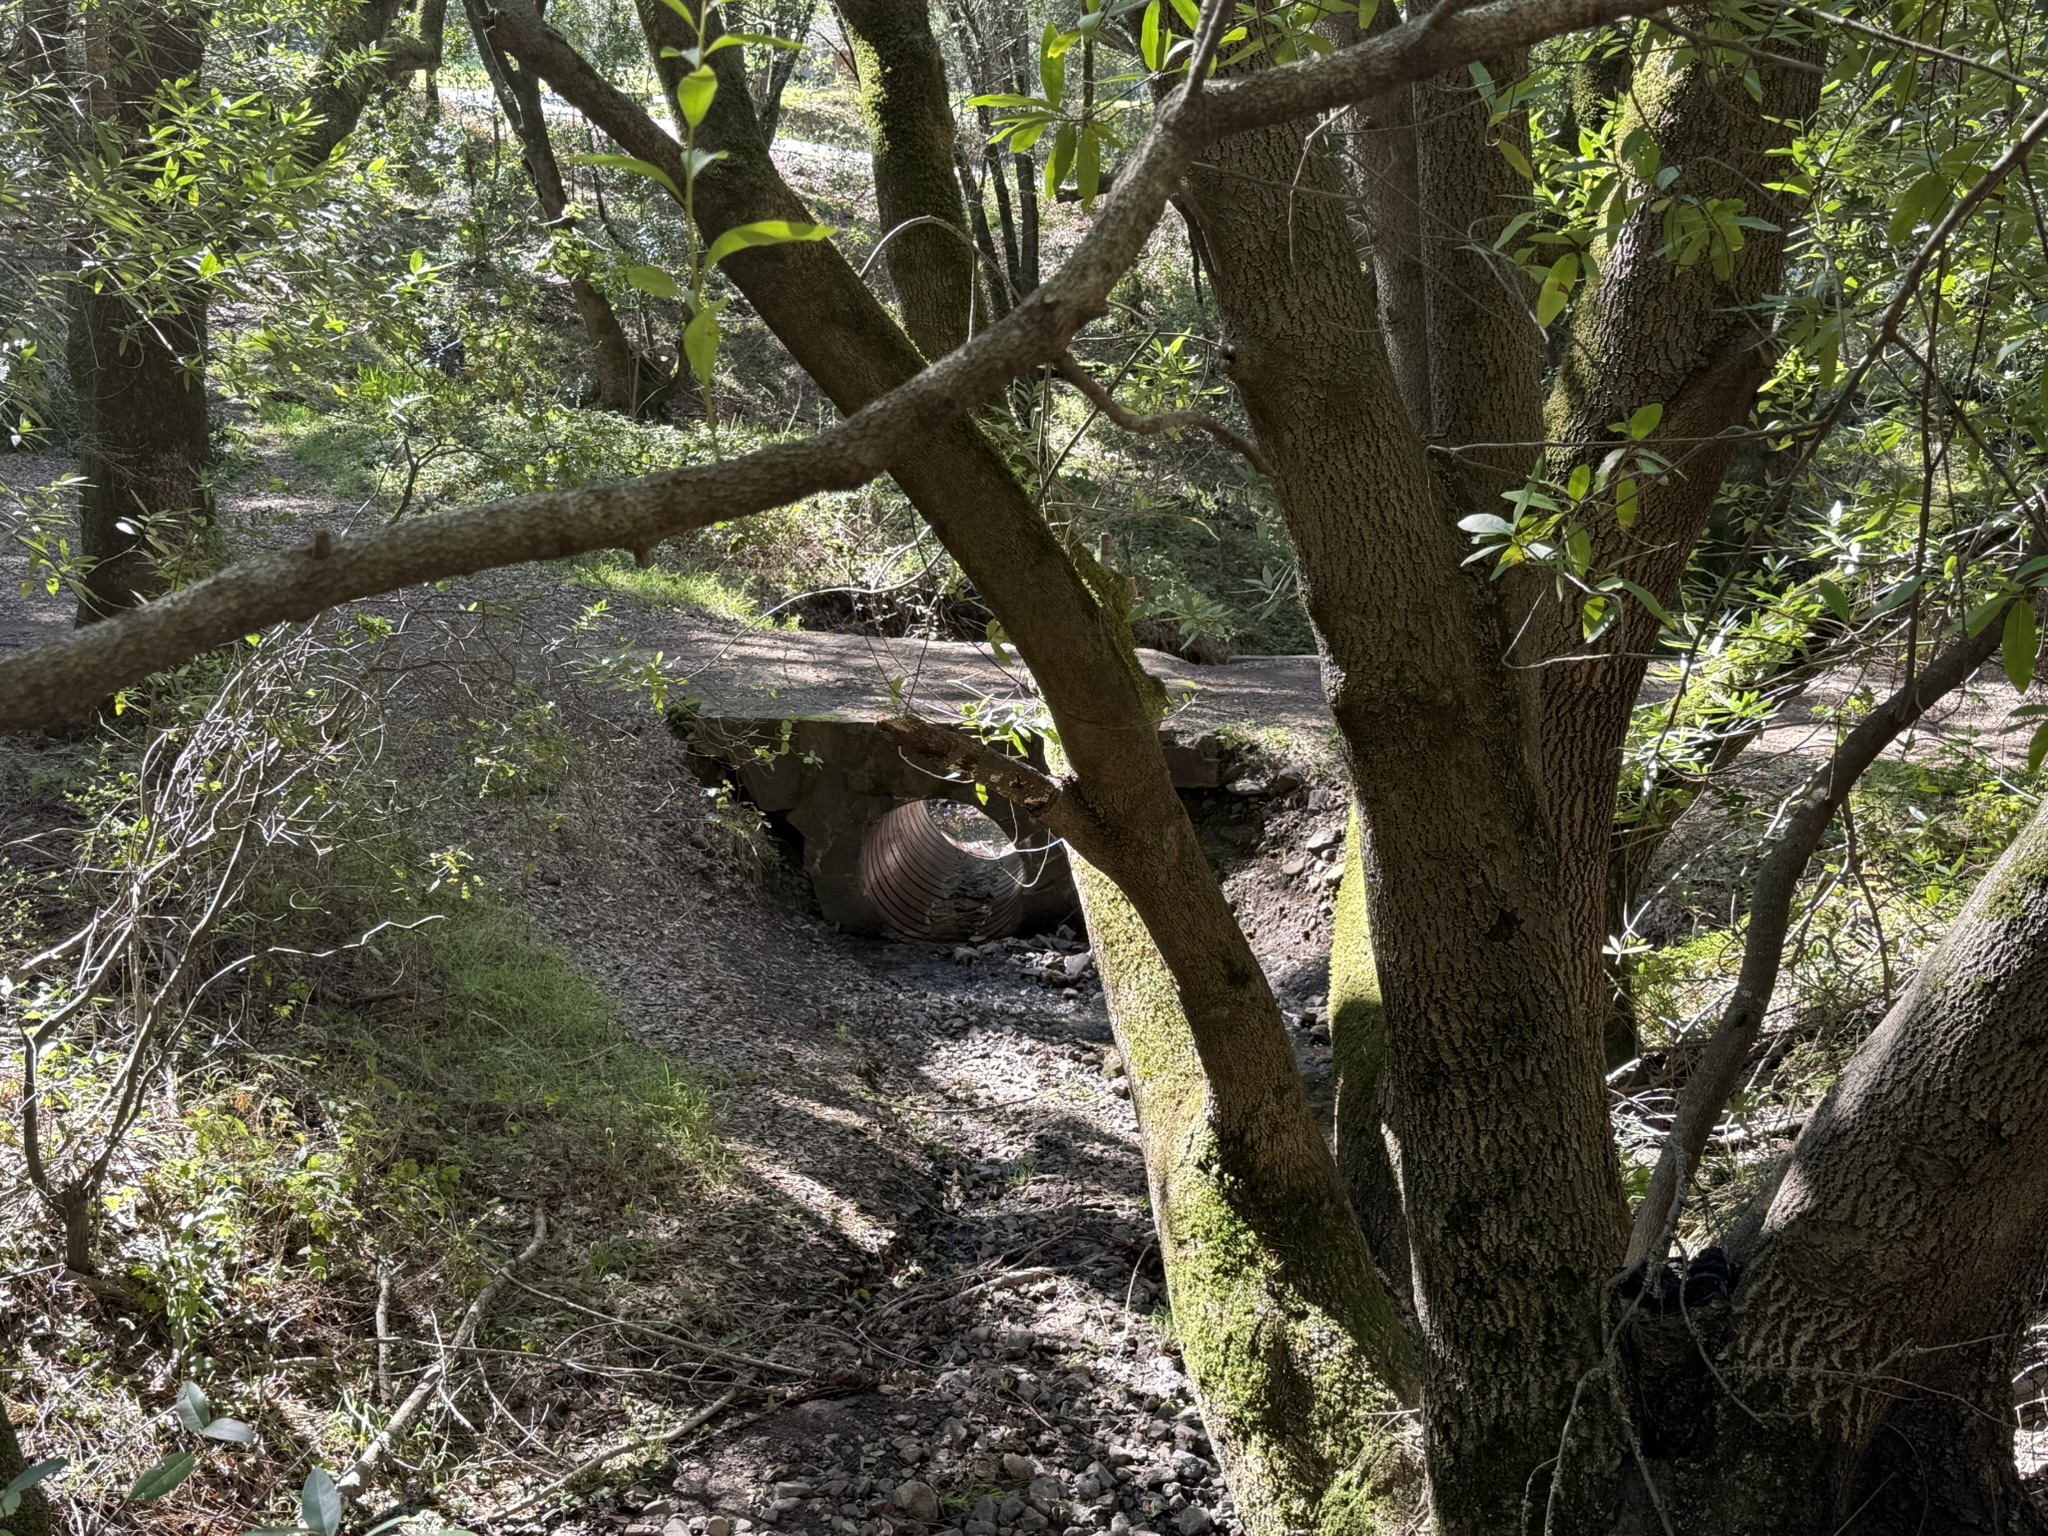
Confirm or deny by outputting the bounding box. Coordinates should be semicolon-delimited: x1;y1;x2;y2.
859;799;1028;942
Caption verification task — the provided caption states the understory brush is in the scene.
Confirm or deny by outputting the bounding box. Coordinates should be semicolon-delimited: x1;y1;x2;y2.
0;624;732;1531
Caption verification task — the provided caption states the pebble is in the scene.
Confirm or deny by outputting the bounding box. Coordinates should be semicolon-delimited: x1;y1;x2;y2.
1175;1510;1213;1536
1001;1453;1038;1482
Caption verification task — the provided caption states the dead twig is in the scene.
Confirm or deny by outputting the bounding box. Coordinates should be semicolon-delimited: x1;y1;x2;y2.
499;1275;808;1377
490;1385;741;1521
334;1207;548;1505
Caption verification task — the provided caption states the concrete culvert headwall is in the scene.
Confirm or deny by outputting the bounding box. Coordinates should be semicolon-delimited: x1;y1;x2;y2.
859;799;1024;942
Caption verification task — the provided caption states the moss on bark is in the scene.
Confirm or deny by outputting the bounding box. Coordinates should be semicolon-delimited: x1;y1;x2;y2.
1074;858;1422;1536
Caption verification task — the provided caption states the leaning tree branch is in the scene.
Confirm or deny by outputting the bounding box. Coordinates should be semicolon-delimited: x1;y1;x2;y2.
1052;352;1272;475
1624;603;2016;1267
0;0;1647;732
875;714;1110;856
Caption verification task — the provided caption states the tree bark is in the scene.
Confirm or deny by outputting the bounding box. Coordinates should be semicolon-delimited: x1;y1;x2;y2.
837;0;979;358
1666;788;2048;1534
1185;100;1627;1536
68;0;212;624
0;1384;53;1536
1074;856;1423;1536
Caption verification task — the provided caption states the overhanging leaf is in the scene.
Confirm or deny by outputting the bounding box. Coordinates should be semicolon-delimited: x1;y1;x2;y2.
705;219;835;268
570;153;682;203
684;302;725;386
625;265;681;299
128;1454;197;1505
1816;578;1854;624
1536;252;1579;327
677;66;718;129
300;1469;342;1536
2005;598;2038;694
174;1382;210;1434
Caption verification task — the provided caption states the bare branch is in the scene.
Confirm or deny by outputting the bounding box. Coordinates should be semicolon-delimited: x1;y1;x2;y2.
876;714;1109;854
1053;351;1271;474
1625;606;2013;1267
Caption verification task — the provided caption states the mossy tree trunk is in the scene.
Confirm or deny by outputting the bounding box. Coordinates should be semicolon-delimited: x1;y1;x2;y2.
837;0;980;358
1073;856;1422;1536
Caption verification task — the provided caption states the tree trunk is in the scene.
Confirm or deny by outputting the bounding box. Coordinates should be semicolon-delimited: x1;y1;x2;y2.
1073;855;1423;1536
69;0;211;624
1599;791;2048;1535
1185;102;1627;1536
465;0;647;414
68;282;209;623
837;0;979;358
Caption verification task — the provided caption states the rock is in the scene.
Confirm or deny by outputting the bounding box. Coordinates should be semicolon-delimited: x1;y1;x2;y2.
1063;952;1093;980
1000;1493;1030;1523
895;1481;942;1523
1281;856;1308;878
773;1482;814;1502
1002;1453;1039;1482
1028;1476;1065;1509
1304;825;1341;852
973;1496;999;1526
706;1519;735;1536
662;1520;694;1536
954;946;979;964
1174;1513;1213;1536
1170;1454;1208;1485
1268;765;1306;795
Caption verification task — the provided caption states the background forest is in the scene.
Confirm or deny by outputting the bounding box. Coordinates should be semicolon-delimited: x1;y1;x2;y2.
3;0;2048;1529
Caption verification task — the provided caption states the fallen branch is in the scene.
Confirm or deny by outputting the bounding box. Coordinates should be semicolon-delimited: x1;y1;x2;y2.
500;1274;808;1376
490;1385;741;1522
334;1207;548;1504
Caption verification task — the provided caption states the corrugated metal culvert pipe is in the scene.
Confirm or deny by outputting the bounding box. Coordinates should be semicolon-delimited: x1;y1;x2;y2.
858;799;1025;941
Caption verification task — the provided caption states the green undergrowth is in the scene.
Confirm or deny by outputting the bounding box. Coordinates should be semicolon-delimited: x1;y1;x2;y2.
566;551;774;625
0;660;728;1528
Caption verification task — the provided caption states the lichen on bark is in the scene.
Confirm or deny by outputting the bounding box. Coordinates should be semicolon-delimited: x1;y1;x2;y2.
1073;858;1422;1536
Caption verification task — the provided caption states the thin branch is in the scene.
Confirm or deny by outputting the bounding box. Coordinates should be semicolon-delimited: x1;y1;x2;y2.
1624;608;2011;1267
490;1385;741;1522
334;1207;548;1504
1052;351;1271;474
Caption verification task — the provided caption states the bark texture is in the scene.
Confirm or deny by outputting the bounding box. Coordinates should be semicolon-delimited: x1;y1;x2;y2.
1073;856;1422;1536
1186;102;1626;1536
70;0;210;623
838;0;979;357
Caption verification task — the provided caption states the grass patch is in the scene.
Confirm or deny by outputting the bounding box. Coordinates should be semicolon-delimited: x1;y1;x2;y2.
566;552;778;626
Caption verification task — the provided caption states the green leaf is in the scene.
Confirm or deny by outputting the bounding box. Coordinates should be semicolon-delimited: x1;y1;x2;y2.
201;1417;256;1444
1888;169;1948;246
2;1462;63;1500
986;619;1011;664
2029;719;2048;776
1620;580;1680;629
1628;402;1663;439
1816;578;1854;624
1582;595;1616;641
570;153;682;203
175;1382;211;1434
1040;22;1067;106
1968;595;2011;635
1872;574;1925;615
1140;0;1163;70
1458;513;1515;536
705;219;835;268
1167;0;1199;26
684;301;725;386
301;1469;342;1536
704;30;803;51
128;1454;197;1504
2005;598;2038;694
1566;463;1592;502
1615;476;1640;529
1045;122;1077;200
678;66;718;128
625;265;682;299
1536;252;1579;327
1076;123;1102;206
